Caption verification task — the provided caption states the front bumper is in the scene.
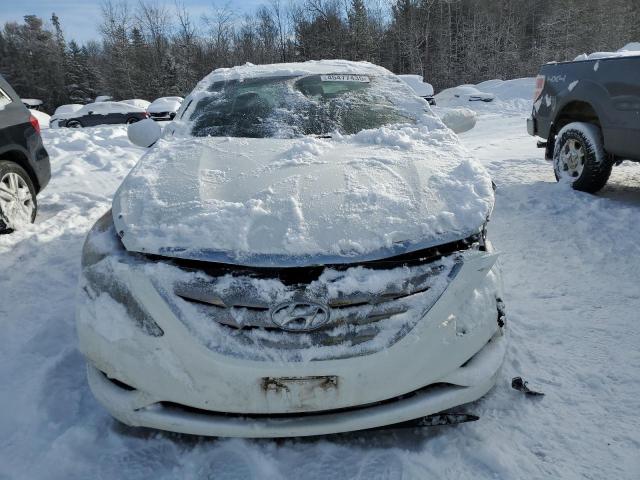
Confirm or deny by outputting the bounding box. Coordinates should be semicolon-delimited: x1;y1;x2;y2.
87;332;505;437
77;218;506;437
148;112;176;121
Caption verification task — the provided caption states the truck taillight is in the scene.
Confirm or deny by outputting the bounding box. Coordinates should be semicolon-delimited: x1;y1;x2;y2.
533;75;545;102
29;115;41;135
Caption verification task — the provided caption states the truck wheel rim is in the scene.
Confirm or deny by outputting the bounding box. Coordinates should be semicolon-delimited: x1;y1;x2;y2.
0;172;34;227
557;138;585;180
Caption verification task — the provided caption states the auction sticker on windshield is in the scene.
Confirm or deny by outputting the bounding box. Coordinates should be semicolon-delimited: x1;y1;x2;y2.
320;74;370;82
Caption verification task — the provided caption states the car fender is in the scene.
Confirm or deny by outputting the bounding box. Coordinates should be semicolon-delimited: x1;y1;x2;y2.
551;80;610;144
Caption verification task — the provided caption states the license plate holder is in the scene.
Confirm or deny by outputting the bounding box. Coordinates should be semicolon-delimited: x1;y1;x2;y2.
261;376;339;409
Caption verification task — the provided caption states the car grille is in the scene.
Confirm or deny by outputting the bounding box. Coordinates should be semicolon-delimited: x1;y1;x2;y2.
174;263;445;331
163;252;464;361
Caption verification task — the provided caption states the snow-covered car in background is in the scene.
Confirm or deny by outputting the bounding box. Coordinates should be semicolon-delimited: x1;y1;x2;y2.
147;96;183;121
95;95;113;102
398;74;436;105
77;60;506;438
436;85;495;104
54;101;148;128
21;98;43;110
121;98;151;110
50;104;83;128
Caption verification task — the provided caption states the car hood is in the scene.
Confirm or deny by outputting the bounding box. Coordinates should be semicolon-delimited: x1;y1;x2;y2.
112;126;494;267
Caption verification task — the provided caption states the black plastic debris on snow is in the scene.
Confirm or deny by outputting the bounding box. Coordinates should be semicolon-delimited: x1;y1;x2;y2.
512;376;545;397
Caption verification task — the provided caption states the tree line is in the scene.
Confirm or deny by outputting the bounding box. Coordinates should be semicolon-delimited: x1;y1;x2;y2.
1;0;638;113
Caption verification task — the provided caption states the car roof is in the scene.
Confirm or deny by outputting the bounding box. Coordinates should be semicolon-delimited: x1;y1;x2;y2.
194;60;393;92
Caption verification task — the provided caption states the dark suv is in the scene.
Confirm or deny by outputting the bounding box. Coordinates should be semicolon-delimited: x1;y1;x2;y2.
527;55;640;192
0;74;50;231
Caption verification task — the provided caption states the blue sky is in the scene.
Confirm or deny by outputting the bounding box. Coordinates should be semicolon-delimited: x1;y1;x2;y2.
0;0;267;44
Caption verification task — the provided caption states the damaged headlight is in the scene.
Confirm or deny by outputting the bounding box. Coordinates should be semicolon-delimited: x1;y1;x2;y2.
81;210;164;337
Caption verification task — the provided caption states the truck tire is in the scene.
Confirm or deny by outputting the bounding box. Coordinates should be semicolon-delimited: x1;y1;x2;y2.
0;160;37;232
553;122;612;193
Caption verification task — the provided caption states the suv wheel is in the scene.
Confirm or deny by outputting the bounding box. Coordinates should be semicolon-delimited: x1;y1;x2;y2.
553;122;612;193
0;161;37;232
67;120;82;128
126;117;139;124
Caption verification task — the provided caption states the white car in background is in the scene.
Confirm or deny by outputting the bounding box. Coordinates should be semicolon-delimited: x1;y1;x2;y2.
398;74;436;105
436;85;495;104
77;60;506;438
21;98;43;110
147;96;183;121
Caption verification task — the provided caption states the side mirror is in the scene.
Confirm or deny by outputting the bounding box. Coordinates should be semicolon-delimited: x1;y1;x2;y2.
128;118;161;148
438;107;477;134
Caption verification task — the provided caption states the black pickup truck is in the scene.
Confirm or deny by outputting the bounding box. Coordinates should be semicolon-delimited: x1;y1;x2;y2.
527;55;640;192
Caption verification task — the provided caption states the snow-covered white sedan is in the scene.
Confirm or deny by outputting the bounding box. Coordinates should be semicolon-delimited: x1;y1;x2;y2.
49;104;83;128
436;85;495;104
77;60;506;438
147;96;183;121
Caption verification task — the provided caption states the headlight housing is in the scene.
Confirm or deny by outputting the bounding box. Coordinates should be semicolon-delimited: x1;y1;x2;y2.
81;210;163;337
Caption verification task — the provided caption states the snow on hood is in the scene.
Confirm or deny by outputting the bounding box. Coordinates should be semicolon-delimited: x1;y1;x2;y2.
113;124;494;266
148;97;183;113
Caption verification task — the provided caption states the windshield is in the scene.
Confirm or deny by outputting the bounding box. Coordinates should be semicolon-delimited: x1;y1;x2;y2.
187;74;421;138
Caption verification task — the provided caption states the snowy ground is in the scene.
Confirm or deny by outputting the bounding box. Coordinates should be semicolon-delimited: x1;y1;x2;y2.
1;97;639;479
